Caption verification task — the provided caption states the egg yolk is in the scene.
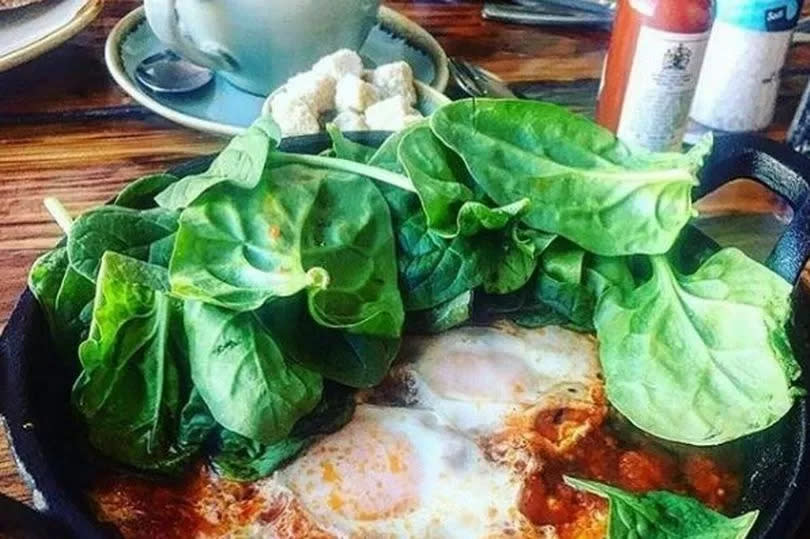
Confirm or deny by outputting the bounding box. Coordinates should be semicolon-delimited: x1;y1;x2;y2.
285;415;422;522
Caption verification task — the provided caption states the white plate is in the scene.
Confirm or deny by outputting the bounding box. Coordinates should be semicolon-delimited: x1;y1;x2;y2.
0;0;103;72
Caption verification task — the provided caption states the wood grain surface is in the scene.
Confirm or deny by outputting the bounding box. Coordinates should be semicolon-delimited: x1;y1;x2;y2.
1;0;809;534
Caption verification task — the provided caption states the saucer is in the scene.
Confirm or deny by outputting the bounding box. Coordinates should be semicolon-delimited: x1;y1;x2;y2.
105;6;449;136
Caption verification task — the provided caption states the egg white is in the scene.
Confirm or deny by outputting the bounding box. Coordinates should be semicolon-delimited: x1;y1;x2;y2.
270;404;542;538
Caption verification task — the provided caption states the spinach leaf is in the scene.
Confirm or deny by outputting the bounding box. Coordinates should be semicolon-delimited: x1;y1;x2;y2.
67;206;178;281
583;255;635;300
155;117;281;210
405;291;473;334
28;247;95;355
565;477;758;539
184;300;323;444
259;294;400;388
474;280;574;329
213;430;309;482
177;389;218;449
370;128;541;311
367;130;480;310
301;172;404;338
212;381;355;481
430;99;709;256
594;249;801;445
115;174;180;209
530;238;596;330
170;164;404;338
72;252;192;473
327;124;377;163
169;164;320;310
398;124;530;238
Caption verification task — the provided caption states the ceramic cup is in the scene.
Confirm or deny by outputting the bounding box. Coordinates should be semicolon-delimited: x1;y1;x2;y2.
143;0;381;96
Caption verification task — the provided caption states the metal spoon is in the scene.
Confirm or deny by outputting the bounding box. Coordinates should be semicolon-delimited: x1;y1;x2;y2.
134;50;214;94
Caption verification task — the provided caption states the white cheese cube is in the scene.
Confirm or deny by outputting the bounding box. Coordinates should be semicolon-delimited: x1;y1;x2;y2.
365;95;421;131
284;71;336;114
371;61;417;105
332;111;369;131
335;74;378;112
312;49;364;80
270;92;320;136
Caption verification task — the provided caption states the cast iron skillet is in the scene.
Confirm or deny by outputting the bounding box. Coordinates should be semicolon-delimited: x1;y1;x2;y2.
2;132;810;538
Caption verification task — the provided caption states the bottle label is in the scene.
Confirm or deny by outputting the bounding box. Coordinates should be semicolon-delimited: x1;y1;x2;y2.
716;0;802;32
617;26;709;152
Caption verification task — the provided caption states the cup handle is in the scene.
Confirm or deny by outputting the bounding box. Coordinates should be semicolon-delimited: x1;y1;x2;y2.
143;0;237;72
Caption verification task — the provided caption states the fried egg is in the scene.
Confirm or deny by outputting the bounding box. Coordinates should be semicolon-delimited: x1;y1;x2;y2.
251;322;604;538
266;405;541;538
368;322;604;453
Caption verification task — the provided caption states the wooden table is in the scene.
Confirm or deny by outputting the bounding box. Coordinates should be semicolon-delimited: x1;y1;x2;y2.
1;0;809;534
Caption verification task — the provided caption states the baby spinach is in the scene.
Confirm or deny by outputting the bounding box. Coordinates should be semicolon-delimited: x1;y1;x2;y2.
565;477;758;539
170;164;403;337
67;206;178;281
398;124;529;238
212;381;355;482
595;249;801;445
28;247;95;356
430;99;709;256
184;301;323;445
177;389;218;449
327;124;377;163
115;173;179;210
473;278;578;330
72;252;192;473
169;164;320;311
155;117;281;210
300;172;404;338
367;129;485;309
259;294;400;388
371;132;543;310
530;238;596;330
405;291;473;334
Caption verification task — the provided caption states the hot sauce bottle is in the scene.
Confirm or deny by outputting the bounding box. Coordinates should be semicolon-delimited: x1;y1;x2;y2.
595;0;714;151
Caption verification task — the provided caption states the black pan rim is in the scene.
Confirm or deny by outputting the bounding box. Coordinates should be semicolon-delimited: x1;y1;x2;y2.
2;131;810;538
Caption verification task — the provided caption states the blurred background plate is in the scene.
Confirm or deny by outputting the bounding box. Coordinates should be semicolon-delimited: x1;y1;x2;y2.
0;0;103;73
105;6;449;136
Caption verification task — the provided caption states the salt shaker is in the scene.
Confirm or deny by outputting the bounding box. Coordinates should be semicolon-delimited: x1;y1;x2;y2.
690;0;804;132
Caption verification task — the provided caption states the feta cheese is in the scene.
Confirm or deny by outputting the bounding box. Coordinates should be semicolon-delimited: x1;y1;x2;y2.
371;61;417;105
366;95;421;131
312;49;364;81
284;71;336;114
270;92;320;136
332;111;369;131
335;74;378;112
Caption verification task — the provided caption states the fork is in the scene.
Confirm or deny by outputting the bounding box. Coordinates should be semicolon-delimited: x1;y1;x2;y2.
449;57;518;99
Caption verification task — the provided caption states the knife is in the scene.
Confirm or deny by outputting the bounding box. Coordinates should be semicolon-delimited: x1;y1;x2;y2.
513;0;616;16
482;3;614;27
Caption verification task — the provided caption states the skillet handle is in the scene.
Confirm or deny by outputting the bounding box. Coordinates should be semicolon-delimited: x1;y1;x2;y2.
697;134;810;285
0;493;67;538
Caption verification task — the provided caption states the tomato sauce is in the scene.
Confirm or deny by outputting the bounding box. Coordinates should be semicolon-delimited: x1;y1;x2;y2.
89;410;740;539
520;410;740;538
90;464;269;539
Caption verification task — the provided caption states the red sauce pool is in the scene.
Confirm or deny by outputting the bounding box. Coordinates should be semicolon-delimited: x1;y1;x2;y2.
90;412;741;538
520;409;740;538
